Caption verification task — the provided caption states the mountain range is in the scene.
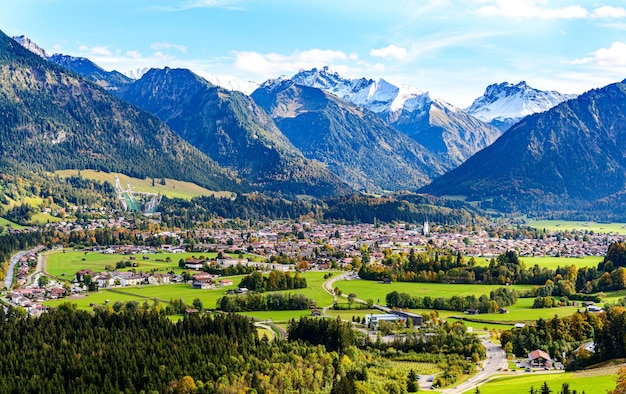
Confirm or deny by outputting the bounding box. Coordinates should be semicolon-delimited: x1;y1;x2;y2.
422;80;626;214
9;31;618;219
287;67;503;169
0;30;241;192
116;67;349;197
252;78;443;191
466;81;576;131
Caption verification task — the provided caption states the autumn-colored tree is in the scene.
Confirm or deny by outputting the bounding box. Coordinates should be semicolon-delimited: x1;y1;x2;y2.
608;366;626;394
175;375;197;394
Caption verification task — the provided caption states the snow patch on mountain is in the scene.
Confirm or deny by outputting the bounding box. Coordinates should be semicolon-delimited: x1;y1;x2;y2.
287;66;449;119
466;81;577;131
124;68;150;80
12;35;50;58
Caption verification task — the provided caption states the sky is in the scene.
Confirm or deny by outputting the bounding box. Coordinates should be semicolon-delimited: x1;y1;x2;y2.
2;0;626;107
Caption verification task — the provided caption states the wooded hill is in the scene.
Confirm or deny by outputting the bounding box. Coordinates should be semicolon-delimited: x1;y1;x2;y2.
0;29;242;193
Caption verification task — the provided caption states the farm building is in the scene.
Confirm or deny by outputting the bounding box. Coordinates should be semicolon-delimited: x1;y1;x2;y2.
528;349;551;367
365;314;405;327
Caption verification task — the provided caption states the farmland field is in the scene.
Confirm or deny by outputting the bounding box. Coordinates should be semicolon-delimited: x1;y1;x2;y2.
518;255;602;270
44;271;337;317
334;279;593;324
55;169;230;200
44;249;265;278
239;310;313;323
44;291;147;311
528;219;626;235
333;279;535;304
463;365;618;394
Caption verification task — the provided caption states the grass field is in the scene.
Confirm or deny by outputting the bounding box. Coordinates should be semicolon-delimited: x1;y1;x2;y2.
333;280;535;305
528;219;626;235
44;271;338;317
0;217;26;233
487;255;602;270
44;291;147;311
463;366;619;394
333;279;594;325
239;310;313;323
55;169;232;200
44;249;265;278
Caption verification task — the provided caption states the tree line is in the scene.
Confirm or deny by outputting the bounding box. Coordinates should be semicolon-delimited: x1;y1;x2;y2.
238;270;307;292
216;292;312;312
385;287;518;313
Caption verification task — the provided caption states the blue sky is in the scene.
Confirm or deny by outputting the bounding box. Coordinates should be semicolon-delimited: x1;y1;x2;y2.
2;0;626;107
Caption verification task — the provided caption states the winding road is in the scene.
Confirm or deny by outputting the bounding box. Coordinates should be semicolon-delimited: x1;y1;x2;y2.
3;250;28;290
440;337;507;393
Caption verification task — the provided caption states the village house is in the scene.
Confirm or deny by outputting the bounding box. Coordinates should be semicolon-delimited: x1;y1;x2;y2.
528;349;551;368
185;259;206;270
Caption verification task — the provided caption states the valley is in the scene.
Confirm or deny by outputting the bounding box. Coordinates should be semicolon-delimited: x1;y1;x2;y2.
1;9;626;392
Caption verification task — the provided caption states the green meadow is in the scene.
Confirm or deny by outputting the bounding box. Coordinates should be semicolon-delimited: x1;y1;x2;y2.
333;280;535;304
44;271;337;316
528;219;626;235
463;367;617;394
471;255;601;269
0;217;26;233
334;279;592;324
55;169;230;200
44;249;265;278
519;255;602;270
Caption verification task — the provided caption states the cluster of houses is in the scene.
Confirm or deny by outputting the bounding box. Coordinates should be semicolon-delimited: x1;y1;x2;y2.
41;217;622;271
13;246;45;287
9;286;66;315
75;269;175;288
190;273;233;289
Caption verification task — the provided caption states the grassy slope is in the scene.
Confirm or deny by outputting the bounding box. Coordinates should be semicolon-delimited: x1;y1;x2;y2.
55;169;232;200
462;365;618;394
0;217;26;233
528;219;626;235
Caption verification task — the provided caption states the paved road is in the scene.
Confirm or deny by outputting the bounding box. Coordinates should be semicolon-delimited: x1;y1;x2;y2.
3;250;28;290
439;337;507;394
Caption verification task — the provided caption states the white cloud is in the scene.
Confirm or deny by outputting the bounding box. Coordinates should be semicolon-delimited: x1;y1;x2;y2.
475;0;587;20
232;49;352;76
145;0;245;12
570;41;626;66
475;1;626;20
591;6;626;19
370;45;408;61
126;50;142;59
150;42;187;53
78;45;113;56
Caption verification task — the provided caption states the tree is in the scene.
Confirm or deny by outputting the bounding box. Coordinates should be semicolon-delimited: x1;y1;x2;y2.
407;369;419;392
607;366;626;394
347;292;357;307
541;381;552;394
38;275;49;288
334;287;342;297
192;298;203;312
175;375;197;394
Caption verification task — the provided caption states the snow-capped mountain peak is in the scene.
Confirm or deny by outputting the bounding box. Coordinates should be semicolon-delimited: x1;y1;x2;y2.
288;67;437;117
12;35;49;58
466;81;577;131
124;67;150;80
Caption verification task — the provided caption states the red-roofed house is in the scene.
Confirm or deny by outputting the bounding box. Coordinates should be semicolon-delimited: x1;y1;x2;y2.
528;349;551;367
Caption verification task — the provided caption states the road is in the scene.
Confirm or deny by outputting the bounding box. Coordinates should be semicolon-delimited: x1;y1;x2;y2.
25;252;47;286
3;250;29;290
439;337;507;393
